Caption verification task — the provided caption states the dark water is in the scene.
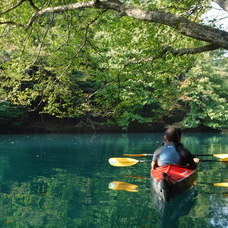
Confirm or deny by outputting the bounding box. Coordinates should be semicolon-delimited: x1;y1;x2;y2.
0;133;227;228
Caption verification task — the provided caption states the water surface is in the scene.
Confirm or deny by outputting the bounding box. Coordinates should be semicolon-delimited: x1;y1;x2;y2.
0;133;227;227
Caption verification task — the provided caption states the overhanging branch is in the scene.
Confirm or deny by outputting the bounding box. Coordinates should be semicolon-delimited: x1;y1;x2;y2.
167;44;220;55
214;0;228;11
1;0;228;49
126;44;220;65
26;1;95;29
0;0;26;15
94;0;228;49
0;21;26;28
27;0;40;11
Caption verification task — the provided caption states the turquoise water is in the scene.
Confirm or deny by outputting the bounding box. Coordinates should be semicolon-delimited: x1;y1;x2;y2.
0;133;227;228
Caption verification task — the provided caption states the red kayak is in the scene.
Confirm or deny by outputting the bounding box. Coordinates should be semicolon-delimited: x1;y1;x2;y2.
151;164;197;201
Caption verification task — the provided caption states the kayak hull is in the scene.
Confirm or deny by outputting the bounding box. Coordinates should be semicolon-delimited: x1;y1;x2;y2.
151;164;197;202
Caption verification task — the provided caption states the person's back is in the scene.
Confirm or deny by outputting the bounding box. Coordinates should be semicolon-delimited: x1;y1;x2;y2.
157;143;181;166
151;128;198;169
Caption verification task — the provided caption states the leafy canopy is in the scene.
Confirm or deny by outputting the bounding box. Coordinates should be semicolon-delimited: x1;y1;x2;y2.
0;0;227;129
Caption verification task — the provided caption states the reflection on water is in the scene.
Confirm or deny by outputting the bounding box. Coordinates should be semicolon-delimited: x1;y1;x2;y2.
151;188;198;228
108;181;139;192
0;133;227;227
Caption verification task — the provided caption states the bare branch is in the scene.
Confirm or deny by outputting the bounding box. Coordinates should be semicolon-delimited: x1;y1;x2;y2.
25;0;228;48
167;44;220;55
95;0;228;49
1;0;228;49
214;0;228;12
27;0;40;11
0;21;26;28
0;0;26;15
26;1;96;29
125;44;220;65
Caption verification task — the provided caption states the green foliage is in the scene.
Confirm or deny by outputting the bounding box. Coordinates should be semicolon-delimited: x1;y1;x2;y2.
0;101;27;126
180;52;228;129
0;0;227;130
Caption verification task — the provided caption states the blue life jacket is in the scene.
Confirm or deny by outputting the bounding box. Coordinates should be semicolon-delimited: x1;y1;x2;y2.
158;144;181;166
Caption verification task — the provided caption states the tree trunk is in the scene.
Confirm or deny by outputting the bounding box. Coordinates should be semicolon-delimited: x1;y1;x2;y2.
215;0;228;12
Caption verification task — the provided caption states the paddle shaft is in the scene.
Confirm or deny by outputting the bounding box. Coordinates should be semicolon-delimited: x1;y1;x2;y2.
123;153;227;158
141;159;225;163
109;157;228;167
201;159;228;163
139;160;151;163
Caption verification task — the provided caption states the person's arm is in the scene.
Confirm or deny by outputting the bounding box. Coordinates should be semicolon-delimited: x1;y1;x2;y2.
151;161;156;170
177;144;199;169
187;153;198;169
151;146;163;169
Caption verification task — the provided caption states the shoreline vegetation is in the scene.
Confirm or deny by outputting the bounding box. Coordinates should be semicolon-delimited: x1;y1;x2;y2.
0;117;223;134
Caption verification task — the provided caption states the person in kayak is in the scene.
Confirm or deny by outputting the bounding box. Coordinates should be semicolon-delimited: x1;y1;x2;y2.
151;127;199;170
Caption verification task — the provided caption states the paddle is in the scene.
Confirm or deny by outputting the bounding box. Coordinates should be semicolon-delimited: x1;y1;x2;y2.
213;182;228;187
109;157;228;167
123;176;228;189
123;153;228;159
108;157;151;167
108;181;228;195
108;181;139;192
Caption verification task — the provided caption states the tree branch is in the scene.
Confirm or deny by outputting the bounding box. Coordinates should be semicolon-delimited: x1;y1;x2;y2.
95;0;228;49
214;0;228;11
0;21;26;28
0;0;26;15
2;0;228;49
26;1;96;29
27;0;40;11
167;44;220;55
28;0;228;49
125;44;220;65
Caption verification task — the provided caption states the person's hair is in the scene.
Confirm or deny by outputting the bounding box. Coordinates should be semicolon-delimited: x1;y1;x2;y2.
164;127;181;143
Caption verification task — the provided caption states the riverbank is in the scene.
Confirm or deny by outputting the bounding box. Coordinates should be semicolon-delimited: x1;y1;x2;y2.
0;117;222;134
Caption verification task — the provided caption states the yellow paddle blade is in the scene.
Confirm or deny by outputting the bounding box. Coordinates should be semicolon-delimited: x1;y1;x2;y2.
108;158;139;167
213;182;228;187
213;154;228;159
108;181;139;192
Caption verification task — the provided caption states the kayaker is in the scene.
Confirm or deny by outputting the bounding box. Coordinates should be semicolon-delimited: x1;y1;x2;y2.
151;127;199;170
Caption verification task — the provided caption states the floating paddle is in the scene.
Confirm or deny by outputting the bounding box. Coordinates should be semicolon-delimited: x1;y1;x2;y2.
213;182;228;187
123;153;228;159
108;181;139;192
109;157;228;167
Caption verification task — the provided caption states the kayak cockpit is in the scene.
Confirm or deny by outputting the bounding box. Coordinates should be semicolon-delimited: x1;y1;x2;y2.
151;164;197;201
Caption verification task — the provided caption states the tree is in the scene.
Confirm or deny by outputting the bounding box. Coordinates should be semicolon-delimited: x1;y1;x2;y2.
0;0;227;129
179;52;228;129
